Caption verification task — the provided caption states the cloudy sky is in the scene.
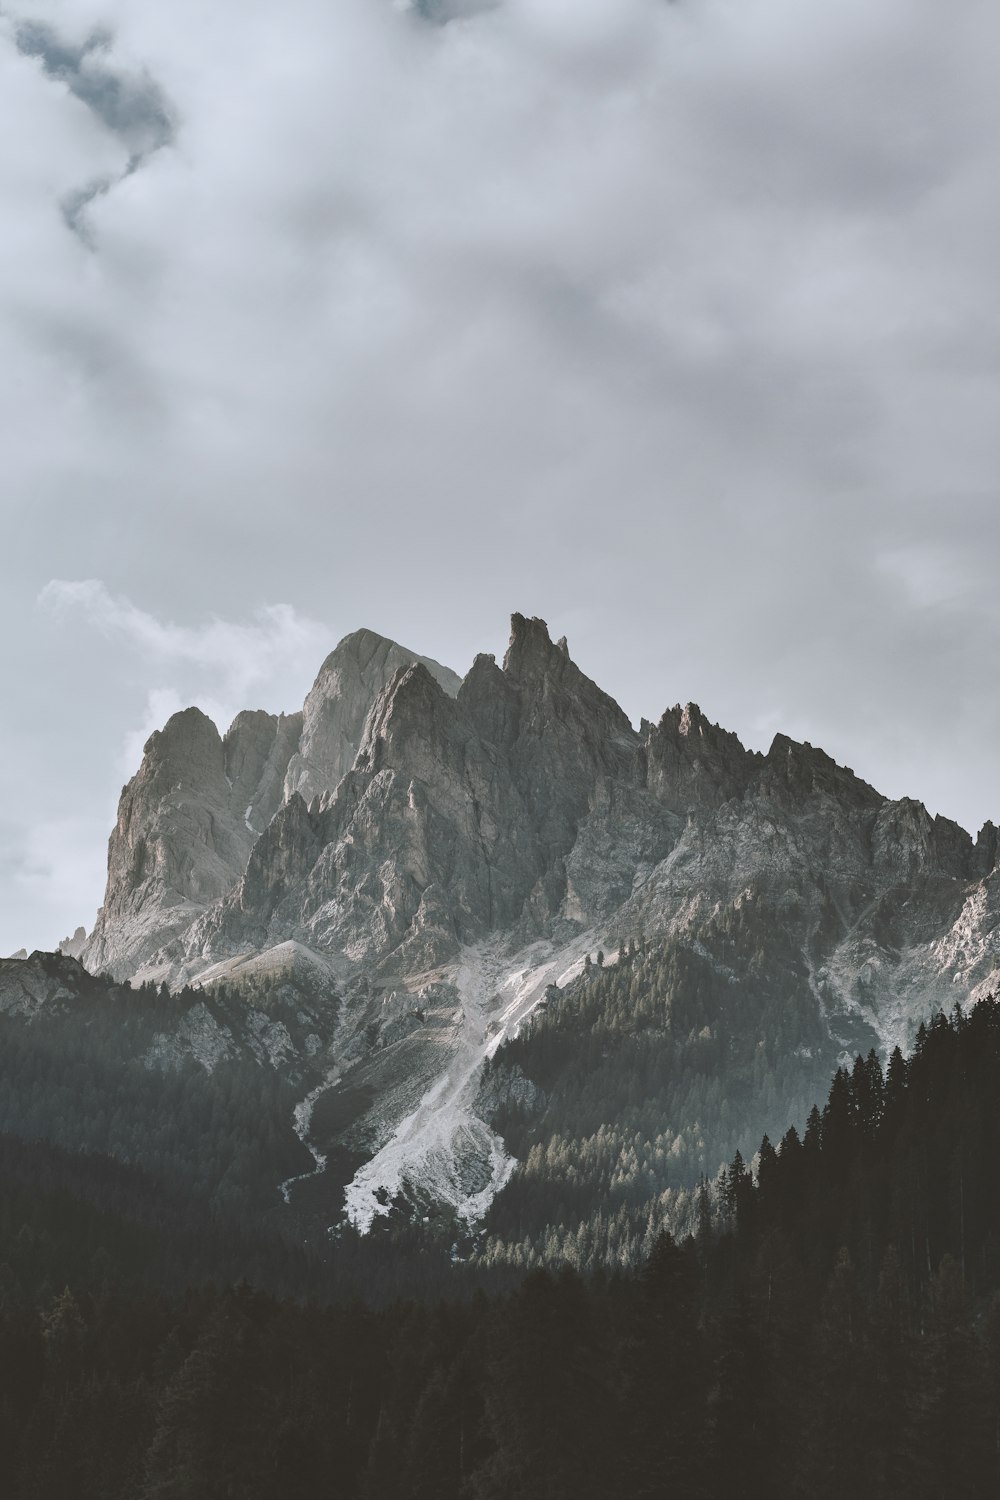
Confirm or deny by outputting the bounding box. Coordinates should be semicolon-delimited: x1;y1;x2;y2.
2;0;999;954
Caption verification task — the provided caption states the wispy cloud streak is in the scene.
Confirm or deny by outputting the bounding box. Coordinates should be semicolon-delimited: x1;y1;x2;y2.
39;580;330;712
11;15;174;240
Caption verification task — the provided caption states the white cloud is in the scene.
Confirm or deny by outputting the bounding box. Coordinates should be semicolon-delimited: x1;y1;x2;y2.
2;813;109;954
39;579;331;728
2;583;335;952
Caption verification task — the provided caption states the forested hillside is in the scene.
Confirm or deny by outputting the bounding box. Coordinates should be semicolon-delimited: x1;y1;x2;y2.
0;956;496;1303
2;998;999;1496
476;927;880;1268
0;956;315;1221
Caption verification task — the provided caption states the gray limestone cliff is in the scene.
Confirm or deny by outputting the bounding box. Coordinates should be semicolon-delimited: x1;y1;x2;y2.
81;612;1000;1060
82;706;301;978
57;926;87;959
283;628;461;807
174;615;652;976
82;629;462;979
45;607;1000;1234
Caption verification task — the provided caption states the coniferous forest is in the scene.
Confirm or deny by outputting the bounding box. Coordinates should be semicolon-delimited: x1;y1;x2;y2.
477;931;857;1269
2;995;1000;1496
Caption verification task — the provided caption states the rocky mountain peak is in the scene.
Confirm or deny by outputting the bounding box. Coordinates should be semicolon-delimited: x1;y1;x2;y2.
502;613;565;680
146;706;223;773
871;797;937;879
762;732;882;809
501;614;636;746
644;702;755;814
458;653;520;748
678;702;707;736
57;926;87;959
82;625;470;980
869;798;975;883
357;662;457;776
974;820;999;876
83;704;305;979
80;609;1000;1093
67;607;1000;1243
83;725;239;975
223;709;303;834
176;617;657;975
283;628;462;807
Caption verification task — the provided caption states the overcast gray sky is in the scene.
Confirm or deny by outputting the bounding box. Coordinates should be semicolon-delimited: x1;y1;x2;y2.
2;0;999;955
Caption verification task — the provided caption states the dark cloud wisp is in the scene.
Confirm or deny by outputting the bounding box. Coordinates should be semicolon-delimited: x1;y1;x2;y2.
14;17;174;239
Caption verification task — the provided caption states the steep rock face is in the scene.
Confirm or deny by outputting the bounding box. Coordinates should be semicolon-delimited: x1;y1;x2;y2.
179;669;465;971
614;725;1000;1054
225;709;303;836
495;614;640;864
0;950;95;1017
973;820;999;877
174;617;657;977
67;607;1000;1231
643;702;759;814
57;926;88;959
85;609;1000;1069
458;617;656;925
872;798;968;883
83;630;464;981
310;662;534;965
83;707;300;978
283;628;461;808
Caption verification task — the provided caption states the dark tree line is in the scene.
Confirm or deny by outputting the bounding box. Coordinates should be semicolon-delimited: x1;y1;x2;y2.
476;922;879;1268
2;998;999;1496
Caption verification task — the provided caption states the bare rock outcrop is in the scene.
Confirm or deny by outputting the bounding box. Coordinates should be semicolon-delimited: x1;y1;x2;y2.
82;706;301;978
82;611;1000;1067
57;926;88;959
283;628;461;808
83;630;464;980
54;607;1000;1228
182;616;657;975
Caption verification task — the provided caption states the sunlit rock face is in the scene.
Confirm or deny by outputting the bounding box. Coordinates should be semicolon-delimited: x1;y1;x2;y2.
66;610;1000;1230
178;614;657;977
57;926;87;959
81;629;460;980
84;611;1000;1058
283;628;461;809
83;706;265;979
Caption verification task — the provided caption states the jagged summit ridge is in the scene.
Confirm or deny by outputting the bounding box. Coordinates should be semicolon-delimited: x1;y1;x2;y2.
63;608;1000;1236
182;618;631;976
82;704;300;978
81;611;999;1059
284;628;461;808
83;627;462;978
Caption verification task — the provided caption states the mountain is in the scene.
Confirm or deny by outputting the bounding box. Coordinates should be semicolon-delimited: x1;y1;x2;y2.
58;612;1000;1246
57;925;87;958
82;629;460;979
